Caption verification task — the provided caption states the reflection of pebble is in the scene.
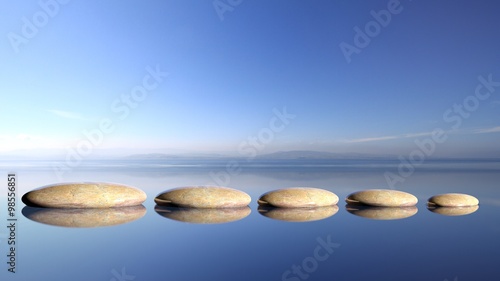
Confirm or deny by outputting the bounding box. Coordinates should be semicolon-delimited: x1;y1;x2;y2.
427;193;479;207
258;187;339;208
345;189;418;207
258;205;338;222
22;205;146;228
154;186;251;208
22;182;147;208
346;206;418;220
155;206;251;224
427;205;479;216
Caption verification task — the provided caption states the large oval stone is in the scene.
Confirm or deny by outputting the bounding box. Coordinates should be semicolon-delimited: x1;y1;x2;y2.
346;206;418;220
345;189;417;207
427;193;479;207
258;206;338;222
22;205;146;228
154;186;251;208
427;205;479;216
155;206;250;224
258;188;338;208
22;182;147;208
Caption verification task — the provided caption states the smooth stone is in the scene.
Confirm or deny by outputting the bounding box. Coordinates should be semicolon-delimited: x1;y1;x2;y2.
346;205;418;220
427;193;479;207
428;205;479;216
22;182;147;208
22;205;146;228
345;189;418;207
258;206;338;222
154;186;251;208
258;187;339;208
155;206;251;224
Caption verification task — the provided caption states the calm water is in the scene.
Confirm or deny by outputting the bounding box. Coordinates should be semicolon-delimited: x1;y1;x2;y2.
1;159;499;281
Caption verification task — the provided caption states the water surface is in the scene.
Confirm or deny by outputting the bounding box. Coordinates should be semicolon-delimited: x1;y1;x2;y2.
1;159;499;281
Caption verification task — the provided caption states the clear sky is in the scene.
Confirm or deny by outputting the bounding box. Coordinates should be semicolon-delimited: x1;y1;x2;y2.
1;0;500;158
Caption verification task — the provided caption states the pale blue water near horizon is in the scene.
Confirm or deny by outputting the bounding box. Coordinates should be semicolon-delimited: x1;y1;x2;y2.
1;159;500;281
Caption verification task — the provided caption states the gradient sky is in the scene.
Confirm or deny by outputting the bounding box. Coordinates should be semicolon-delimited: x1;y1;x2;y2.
1;0;500;158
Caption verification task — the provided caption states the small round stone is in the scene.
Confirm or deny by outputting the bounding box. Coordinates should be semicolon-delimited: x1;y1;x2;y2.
427;193;479;207
258;187;339;208
258;206;338;222
22;182;147;208
346;206;418;220
427;205;479;216
345;189;418;207
22;205;146;228
155;206;251;224
154;186;251;208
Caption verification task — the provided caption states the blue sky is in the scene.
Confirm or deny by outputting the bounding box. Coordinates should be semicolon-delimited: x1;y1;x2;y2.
1;0;500;158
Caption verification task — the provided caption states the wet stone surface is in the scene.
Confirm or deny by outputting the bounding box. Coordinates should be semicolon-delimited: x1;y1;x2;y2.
258;187;339;208
346;189;418;207
22;182;147;208
155;186;251;208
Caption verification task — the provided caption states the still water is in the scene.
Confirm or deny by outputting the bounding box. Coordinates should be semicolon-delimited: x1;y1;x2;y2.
1;159;499;281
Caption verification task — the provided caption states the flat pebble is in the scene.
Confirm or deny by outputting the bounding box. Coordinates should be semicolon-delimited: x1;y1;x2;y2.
427;193;479;207
428;205;479;216
258;206;338;222
22;182;147;208
155;206;250;224
154;186;251;208
345;189;418;207
258;187;338;208
346;206;418;220
22;205;146;227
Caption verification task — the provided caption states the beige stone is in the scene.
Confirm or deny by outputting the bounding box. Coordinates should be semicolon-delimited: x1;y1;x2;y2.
22;182;147;208
427;193;479;207
155;206;250;224
258;187;338;208
346;206;418;220
345;189;418;207
22;205;146;227
154;186;251;208
427;205;479;216
258;206;338;222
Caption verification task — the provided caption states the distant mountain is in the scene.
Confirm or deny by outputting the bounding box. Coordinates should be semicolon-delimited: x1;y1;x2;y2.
125;150;395;160
255;150;394;159
125;152;227;159
126;153;182;159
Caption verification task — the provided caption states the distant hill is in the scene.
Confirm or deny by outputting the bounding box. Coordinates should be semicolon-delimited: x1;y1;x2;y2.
255;150;394;159
126;150;394;160
125;152;227;159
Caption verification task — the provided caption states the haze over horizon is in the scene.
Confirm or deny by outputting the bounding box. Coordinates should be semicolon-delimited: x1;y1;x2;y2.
1;1;500;159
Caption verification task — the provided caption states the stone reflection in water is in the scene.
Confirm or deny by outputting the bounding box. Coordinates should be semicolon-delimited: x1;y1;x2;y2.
155;205;251;224
427;205;479;216
258;205;338;222
22;205;146;228
346;205;418;220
